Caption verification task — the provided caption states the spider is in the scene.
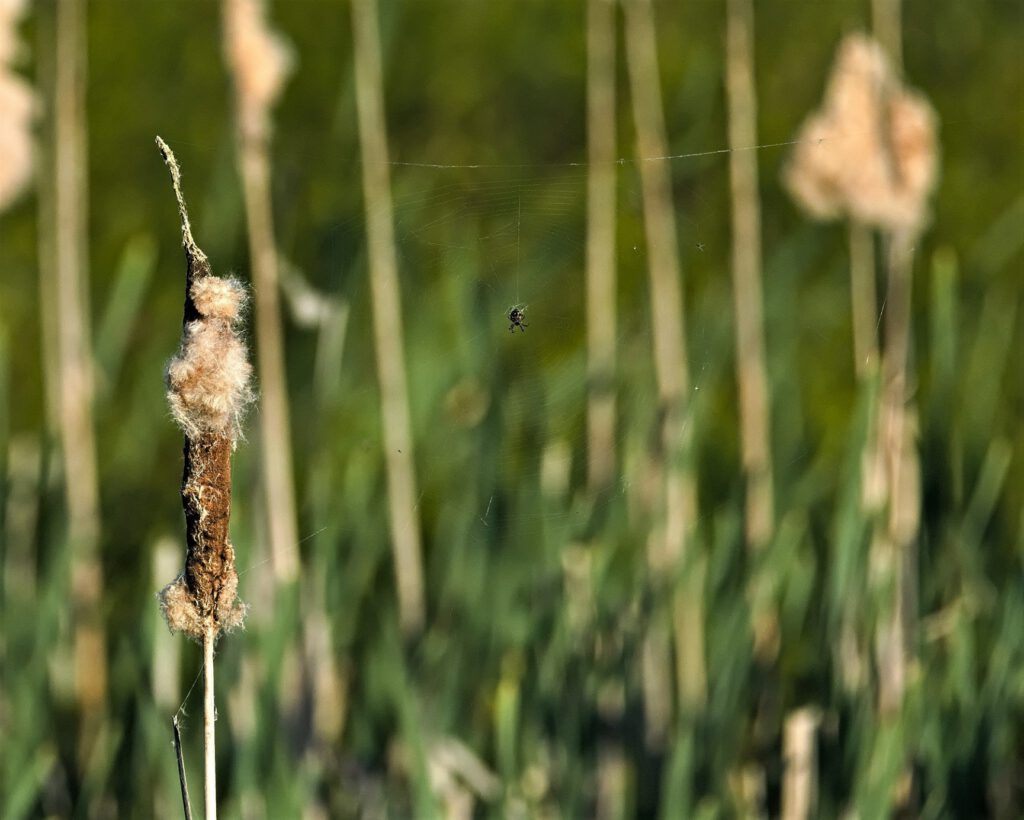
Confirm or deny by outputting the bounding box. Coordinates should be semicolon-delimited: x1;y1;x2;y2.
507;304;529;332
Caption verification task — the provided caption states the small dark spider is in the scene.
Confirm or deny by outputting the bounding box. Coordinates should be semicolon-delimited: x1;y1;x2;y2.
508;305;529;333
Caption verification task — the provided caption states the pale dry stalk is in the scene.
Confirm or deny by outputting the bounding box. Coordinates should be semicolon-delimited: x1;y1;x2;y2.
724;0;778;812
871;0;902;67
585;0;618;491
203;626;217;820
34;2;60;434
868;4;923;739
726;0;773;554
238;138;300;583
838;15;895;379
623;0;706;735
781;708;820;820
351;0;426;635
52;0;107;749
222;0;300;585
725;0;779;683
848;220;878;378
873;231;920;719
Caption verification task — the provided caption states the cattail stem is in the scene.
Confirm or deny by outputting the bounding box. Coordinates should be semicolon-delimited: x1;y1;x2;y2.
623;0;706;734
869;5;921;754
35;2;60;435
203;629;217;820
873;232;918;718
351;0;426;636
221;0;301;586
585;0;618;491
726;0;774;554
54;0;106;749
236;137;300;585
849;220;878;378
871;0;903;67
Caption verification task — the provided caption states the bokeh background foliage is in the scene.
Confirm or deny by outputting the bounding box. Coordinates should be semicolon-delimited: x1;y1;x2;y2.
1;0;1022;817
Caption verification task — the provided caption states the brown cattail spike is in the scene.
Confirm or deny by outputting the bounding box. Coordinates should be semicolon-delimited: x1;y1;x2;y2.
156;137;249;643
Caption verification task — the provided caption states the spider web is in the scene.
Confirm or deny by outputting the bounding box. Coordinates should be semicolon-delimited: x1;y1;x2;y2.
257;2;888;617
299;142;790;556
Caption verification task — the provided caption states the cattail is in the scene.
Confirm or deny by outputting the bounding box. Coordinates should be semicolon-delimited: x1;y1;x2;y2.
783;33;938;235
0;0;35;209
156;137;251;644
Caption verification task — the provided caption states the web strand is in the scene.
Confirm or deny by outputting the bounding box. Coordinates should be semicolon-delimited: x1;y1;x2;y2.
516;194;521;303
372;138;810;169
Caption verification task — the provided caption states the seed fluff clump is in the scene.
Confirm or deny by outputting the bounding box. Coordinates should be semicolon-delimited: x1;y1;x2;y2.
166;276;254;443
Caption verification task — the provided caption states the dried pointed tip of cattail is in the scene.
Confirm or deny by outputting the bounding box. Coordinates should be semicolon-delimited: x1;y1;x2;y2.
159;572;247;643
223;0;294;142
166;276;254;441
0;0;35;211
783;33;939;234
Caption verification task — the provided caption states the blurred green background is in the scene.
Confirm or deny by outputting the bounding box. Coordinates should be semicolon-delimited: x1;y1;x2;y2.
1;0;1022;817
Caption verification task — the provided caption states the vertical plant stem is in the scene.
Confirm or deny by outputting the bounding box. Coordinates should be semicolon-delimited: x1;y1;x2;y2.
847;223;878;703
623;0;705;724
723;9;777;809
726;0;774;554
586;0;618;491
35;1;60;435
236;139;300;585
203;629;217;820
351;0;426;636
874;233;918;718
869;17;920;794
781;708;819;820
172;716;194;820
849;220;878;378
55;0;106;745
871;0;903;67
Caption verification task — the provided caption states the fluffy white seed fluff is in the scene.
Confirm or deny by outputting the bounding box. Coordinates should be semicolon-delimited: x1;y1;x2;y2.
191;274;248;321
783;33;938;234
166;276;254;441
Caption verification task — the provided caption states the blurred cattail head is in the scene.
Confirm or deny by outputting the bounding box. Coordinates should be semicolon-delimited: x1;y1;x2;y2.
166;275;254;442
0;0;35;210
222;0;294;143
783;33;939;234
